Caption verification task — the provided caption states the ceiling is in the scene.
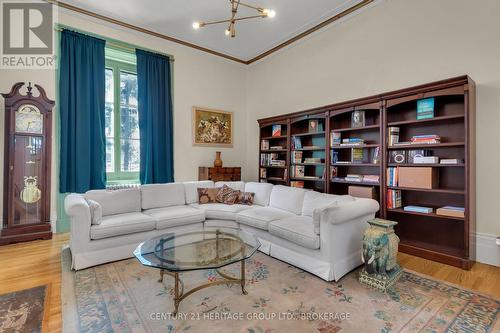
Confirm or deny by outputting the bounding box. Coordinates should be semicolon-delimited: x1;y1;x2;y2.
58;0;370;63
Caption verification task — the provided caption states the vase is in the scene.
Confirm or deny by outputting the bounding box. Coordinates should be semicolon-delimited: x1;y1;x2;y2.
214;151;223;167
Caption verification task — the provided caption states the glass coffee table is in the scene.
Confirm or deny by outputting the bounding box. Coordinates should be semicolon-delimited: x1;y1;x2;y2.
134;227;260;315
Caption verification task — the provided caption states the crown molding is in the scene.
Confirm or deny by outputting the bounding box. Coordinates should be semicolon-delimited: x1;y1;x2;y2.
46;0;373;65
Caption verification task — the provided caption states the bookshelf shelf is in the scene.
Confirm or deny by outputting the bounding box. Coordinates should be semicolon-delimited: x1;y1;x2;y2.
387;208;464;221
261;135;287;140
387;163;465;167
290;177;325;182
387;142;465;149
292;131;325;137
387;186;465;194
331;124;380;132
330;144;379;149
260;149;287;153
292;163;325;166
292;147;325;151
259;75;475;269
332;163;380;167
260;165;287;169
387;114;464;126
331;179;380;186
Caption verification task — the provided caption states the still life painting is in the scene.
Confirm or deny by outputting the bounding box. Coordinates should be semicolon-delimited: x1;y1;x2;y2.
193;107;233;147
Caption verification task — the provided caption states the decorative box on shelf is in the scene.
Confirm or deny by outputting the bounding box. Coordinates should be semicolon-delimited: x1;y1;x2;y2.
198;167;241;182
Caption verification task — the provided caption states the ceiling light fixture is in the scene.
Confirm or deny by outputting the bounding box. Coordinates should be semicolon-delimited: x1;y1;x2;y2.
192;0;276;38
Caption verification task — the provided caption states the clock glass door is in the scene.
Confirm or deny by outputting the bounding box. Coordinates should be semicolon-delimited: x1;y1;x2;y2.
11;135;44;225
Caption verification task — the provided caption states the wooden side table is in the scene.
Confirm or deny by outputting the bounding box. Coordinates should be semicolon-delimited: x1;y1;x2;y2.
198;167;241;181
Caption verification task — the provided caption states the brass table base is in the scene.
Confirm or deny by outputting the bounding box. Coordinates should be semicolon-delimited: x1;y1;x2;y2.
158;259;247;316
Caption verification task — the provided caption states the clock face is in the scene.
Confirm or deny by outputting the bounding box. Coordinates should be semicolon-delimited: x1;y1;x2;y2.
15;104;43;134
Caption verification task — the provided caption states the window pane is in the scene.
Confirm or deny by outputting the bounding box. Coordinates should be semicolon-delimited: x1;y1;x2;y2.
121;139;140;172
105;68;114;103
106;138;114;172
120;71;138;107
121;107;140;140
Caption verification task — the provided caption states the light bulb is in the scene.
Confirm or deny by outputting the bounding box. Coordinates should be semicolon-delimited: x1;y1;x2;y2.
192;21;201;29
263;9;276;18
225;29;230;36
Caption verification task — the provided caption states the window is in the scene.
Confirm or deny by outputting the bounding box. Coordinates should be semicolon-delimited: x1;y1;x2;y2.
105;54;140;183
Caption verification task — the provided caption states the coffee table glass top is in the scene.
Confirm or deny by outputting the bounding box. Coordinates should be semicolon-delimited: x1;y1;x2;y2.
134;227;260;272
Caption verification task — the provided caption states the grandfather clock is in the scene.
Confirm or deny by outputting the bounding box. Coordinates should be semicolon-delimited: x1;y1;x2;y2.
1;82;54;245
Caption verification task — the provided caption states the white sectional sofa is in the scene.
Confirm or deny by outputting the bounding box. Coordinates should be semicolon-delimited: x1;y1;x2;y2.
65;181;379;281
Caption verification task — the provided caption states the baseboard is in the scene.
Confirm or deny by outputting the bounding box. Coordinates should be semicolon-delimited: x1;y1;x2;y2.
475;232;500;267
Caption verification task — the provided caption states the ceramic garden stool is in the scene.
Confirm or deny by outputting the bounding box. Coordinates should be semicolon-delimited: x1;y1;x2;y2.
359;218;403;292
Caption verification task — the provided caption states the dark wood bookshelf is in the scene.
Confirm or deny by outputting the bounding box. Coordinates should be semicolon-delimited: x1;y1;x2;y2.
258;75;475;269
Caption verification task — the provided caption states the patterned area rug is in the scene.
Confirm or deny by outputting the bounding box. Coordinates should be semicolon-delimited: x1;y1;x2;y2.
0;285;47;333
61;248;500;333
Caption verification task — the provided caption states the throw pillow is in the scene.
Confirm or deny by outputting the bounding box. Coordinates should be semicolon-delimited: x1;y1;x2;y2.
87;199;103;225
236;191;255;205
197;188;219;204
216;185;240;205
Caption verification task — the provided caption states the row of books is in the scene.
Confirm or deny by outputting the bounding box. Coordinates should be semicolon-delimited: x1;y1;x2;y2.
410;134;441;144
387;167;398;186
332;174;380;183
402;205;464;218
260;140;285;150
387;189;402;209
260;153;286;166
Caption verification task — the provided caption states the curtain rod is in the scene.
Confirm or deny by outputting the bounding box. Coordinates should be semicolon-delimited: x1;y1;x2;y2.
54;25;175;62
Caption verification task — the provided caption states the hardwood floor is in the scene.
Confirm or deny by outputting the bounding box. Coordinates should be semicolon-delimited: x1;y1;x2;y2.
0;233;498;332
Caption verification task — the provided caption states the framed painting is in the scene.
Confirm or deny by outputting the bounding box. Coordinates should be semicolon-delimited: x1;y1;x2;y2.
192;107;233;147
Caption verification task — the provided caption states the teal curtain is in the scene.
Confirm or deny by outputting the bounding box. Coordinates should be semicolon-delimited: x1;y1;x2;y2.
59;30;106;192
136;49;174;184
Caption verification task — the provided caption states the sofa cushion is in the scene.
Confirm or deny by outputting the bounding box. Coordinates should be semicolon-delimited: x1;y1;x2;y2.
236;207;295;230
144;206;205;230
216;185;240;204
141;183;185;210
190;203;251;220
302;191;355;217
237;192;255;205
85;188;141;216
184;181;214;204
197;188;219;204
90;212;155;240
215;181;245;191
244;182;273;206
269;216;320;250
269;185;307;215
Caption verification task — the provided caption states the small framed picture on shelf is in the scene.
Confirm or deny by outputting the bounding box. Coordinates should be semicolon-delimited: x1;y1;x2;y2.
372;146;380;164
308;120;319;132
330;166;338;178
389;150;406;164
351;110;365;128
272;124;282;137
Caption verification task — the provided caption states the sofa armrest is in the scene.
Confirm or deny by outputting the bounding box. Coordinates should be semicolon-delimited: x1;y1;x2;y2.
320;198;379;225
65;193;91;250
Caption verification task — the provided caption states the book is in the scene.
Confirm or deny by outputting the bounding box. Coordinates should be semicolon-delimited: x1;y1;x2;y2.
292;136;302;149
351;148;364;163
388;127;400;146
330;131;341;145
404;205;433;213
386;189;402;209
303;157;321;163
272;125;282;137
260;140;269;150
363;175;380;183
308;120;319;132
270;146;283;150
292;151;303;164
436;206;465;218
440;159;463;164
414;156;439;164
291;181;304;188
342;138;364;143
293;165;305;177
417;98;435;120
260;168;267;178
351;110;365;128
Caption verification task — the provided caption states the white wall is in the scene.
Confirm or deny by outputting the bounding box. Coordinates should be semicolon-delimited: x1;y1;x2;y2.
245;0;500;241
0;9;247;227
